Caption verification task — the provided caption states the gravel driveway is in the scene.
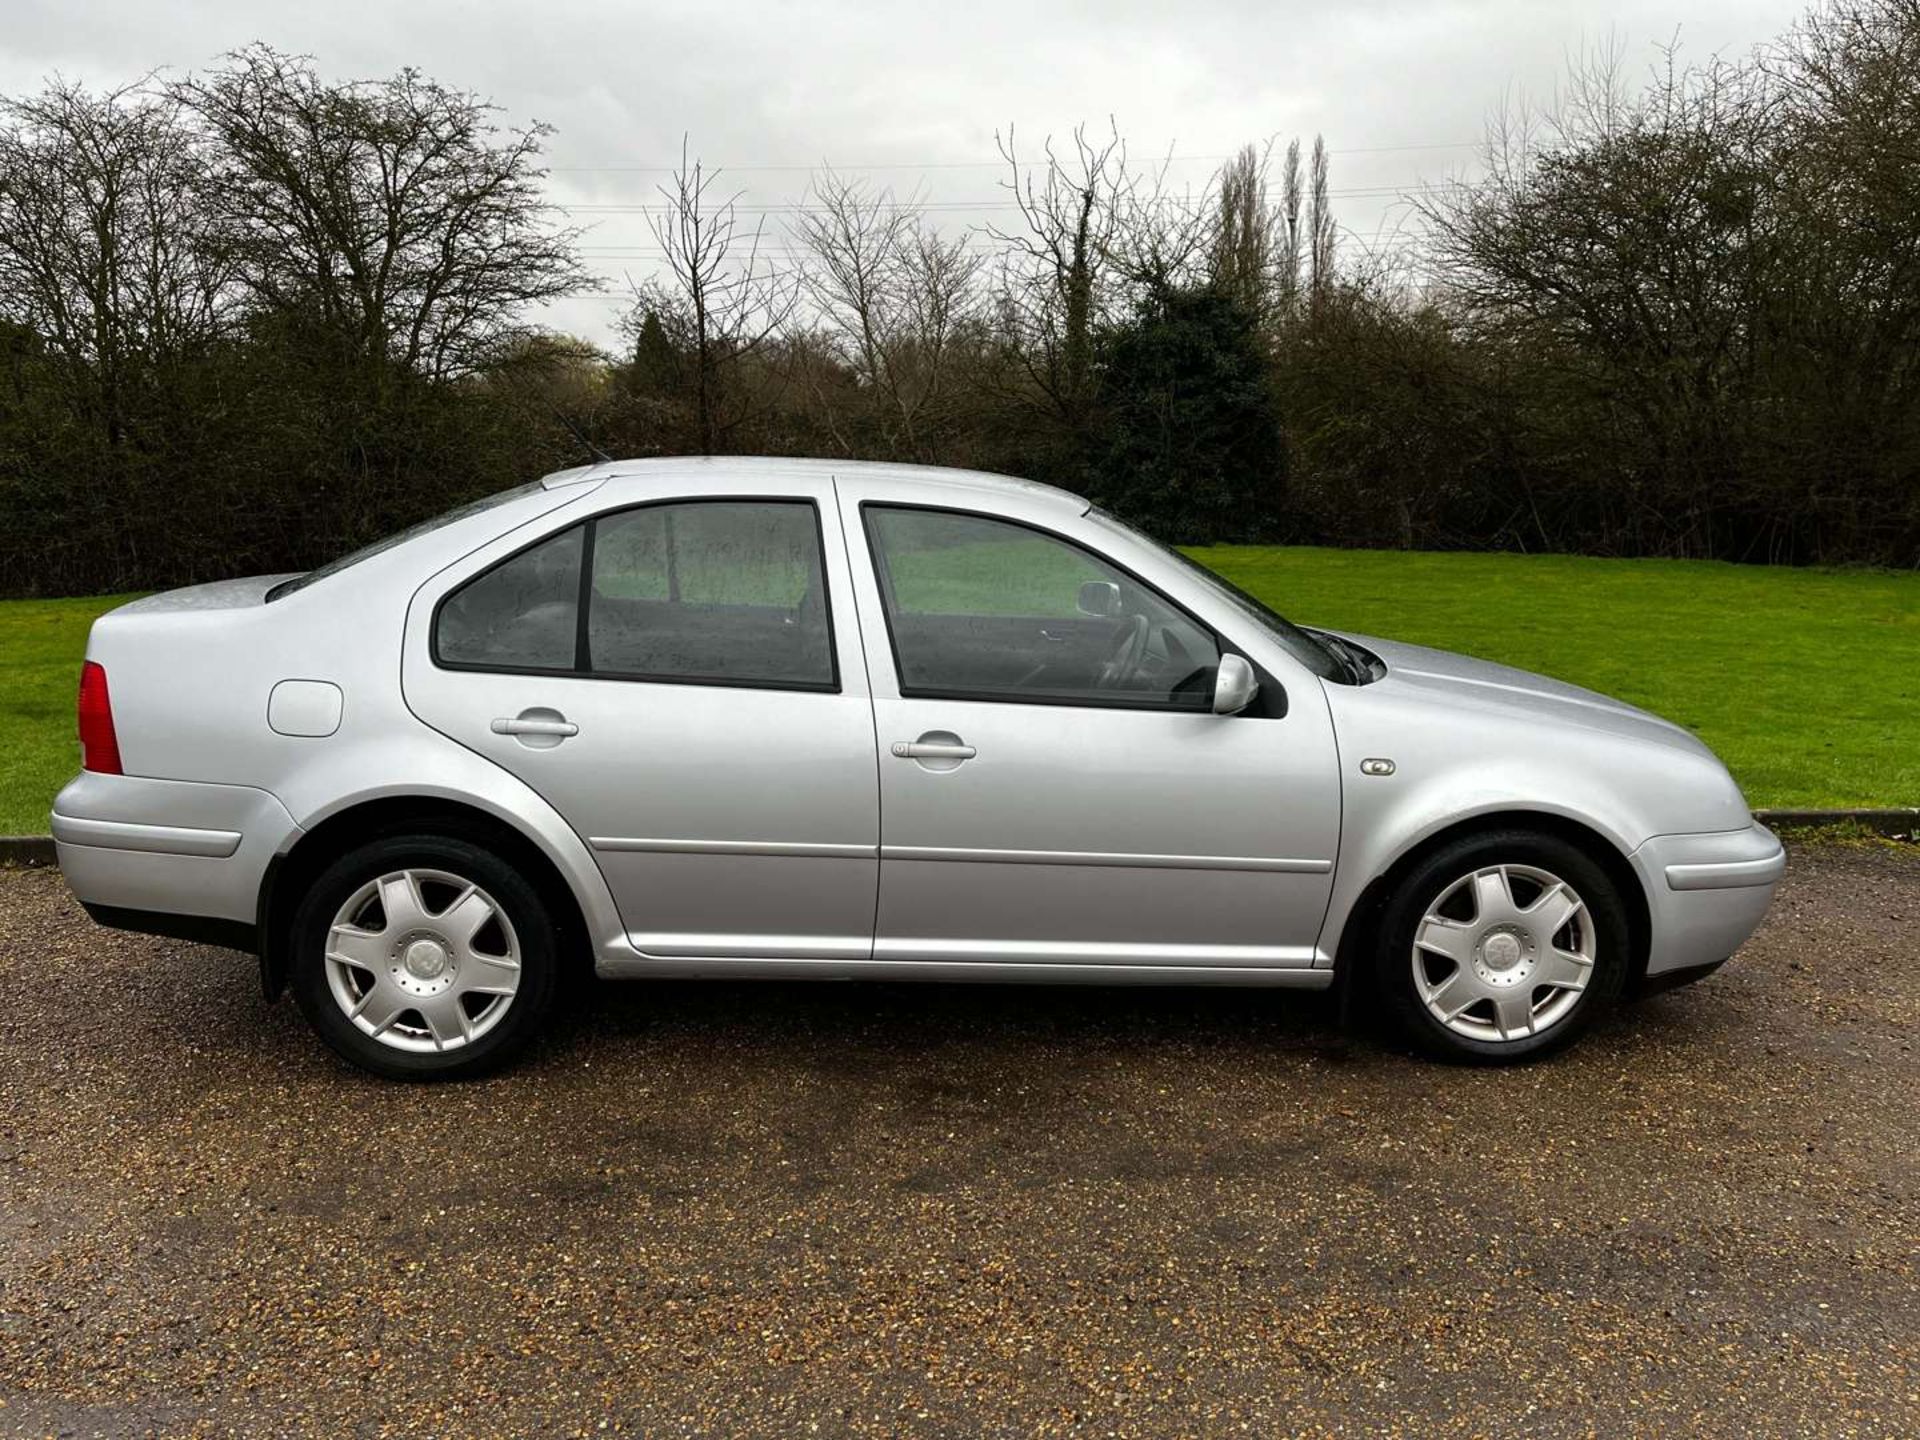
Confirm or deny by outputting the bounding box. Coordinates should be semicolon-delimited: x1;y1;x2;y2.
1;843;1916;1438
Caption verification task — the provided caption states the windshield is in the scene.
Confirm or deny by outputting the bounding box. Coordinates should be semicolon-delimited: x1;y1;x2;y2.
1084;507;1345;681
266;482;544;602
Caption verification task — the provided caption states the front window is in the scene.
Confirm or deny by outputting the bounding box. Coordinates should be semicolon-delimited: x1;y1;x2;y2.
1084;506;1345;681
863;505;1220;709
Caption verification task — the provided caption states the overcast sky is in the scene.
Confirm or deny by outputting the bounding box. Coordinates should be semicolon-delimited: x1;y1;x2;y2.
1;0;1809;345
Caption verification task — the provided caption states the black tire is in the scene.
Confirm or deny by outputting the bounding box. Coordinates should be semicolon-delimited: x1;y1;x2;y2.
1374;827;1630;1064
289;832;559;1081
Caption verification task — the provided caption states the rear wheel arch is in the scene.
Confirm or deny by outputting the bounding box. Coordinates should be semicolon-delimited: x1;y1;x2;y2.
1334;809;1651;1006
259;796;591;1000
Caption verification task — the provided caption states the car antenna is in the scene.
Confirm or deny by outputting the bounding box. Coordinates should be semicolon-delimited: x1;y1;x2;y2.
558;411;613;466
496;362;614;466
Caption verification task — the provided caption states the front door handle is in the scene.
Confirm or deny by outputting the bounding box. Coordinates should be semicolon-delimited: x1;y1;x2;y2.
887;737;975;760
891;739;976;760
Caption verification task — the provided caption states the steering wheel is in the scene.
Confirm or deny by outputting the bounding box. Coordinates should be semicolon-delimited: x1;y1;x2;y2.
1096;613;1151;689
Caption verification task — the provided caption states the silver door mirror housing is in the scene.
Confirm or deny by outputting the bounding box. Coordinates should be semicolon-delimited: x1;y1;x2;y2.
1076;579;1123;618
1212;653;1259;715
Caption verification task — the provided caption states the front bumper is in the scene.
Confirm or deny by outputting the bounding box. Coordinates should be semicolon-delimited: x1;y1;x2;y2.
1629;821;1786;979
52;771;300;938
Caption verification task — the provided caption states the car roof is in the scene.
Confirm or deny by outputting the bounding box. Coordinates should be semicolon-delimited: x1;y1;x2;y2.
538;455;1089;516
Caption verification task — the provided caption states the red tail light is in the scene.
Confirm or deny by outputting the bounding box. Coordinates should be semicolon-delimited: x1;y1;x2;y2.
78;661;123;774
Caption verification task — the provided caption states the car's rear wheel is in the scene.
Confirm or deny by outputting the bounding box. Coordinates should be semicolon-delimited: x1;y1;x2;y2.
289;834;557;1080
1376;828;1629;1063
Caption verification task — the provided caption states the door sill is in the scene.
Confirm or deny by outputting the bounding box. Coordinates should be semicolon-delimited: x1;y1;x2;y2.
597;952;1334;988
873;937;1321;967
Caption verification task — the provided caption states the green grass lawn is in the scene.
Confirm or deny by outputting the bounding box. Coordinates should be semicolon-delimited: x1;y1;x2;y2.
1;548;1913;832
1188;546;1918;812
1;593;145;834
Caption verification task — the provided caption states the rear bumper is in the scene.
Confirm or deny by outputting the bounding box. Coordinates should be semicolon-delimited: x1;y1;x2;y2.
53;771;300;944
1630;821;1785;979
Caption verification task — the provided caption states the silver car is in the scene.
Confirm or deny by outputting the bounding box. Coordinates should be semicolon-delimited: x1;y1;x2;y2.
54;458;1785;1078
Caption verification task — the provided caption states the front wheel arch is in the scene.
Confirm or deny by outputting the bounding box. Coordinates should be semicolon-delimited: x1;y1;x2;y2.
259;796;591;1001
1332;810;1651;1015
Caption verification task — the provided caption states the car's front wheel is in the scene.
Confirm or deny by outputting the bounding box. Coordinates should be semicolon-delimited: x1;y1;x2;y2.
289;833;558;1080
1376;829;1630;1063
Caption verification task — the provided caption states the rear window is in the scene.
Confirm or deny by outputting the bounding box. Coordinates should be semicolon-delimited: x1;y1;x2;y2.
431;499;837;691
266;482;544;602
587;501;834;687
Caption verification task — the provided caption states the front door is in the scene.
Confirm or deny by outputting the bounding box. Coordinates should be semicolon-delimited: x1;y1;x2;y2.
404;483;879;960
839;492;1341;972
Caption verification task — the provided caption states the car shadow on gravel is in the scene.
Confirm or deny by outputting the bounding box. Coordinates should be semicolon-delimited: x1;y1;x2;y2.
540;972;1362;1065
526;967;1736;1090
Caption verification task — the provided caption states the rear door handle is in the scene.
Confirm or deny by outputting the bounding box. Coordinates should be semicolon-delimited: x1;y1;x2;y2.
491;716;578;737
891;740;976;760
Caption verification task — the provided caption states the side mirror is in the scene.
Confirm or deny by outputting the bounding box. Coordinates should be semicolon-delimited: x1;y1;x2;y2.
1212;653;1259;715
1076;579;1123;618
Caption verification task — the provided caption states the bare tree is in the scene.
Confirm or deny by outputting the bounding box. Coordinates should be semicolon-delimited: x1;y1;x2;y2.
0;79;230;447
1211;142;1276;320
894;225;987;448
794;169;911;397
177;45;589;383
628;138;799;452
1108;143;1215;293
987;121;1136;422
1278;139;1304;313
1417;38;1789;554
1774;0;1920;393
792;168;983;457
1308;135;1336;305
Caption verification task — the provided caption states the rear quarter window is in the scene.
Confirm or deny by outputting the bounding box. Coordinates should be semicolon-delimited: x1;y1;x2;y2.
434;526;584;671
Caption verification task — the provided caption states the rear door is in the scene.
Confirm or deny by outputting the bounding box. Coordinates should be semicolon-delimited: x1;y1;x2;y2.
403;476;879;961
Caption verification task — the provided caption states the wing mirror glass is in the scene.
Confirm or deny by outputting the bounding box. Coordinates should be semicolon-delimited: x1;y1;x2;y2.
1212;652;1259;715
1076;579;1123;618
